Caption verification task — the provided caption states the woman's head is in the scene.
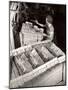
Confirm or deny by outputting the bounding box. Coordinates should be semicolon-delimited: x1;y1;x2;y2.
46;15;53;24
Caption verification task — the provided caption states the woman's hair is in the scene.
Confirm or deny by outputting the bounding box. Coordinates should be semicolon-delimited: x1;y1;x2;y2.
46;15;53;23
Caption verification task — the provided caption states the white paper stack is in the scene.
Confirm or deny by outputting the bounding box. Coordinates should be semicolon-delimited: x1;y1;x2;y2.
15;53;33;75
40;46;54;60
23;32;37;45
35;45;54;62
29;49;44;68
37;32;43;41
20;22;44;45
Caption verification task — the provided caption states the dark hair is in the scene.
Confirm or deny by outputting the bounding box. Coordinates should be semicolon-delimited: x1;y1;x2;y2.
46;15;53;23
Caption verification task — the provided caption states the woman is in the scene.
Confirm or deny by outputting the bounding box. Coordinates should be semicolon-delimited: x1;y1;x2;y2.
35;15;54;41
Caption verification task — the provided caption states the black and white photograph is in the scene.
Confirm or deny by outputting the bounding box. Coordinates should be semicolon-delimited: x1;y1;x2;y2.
9;1;66;89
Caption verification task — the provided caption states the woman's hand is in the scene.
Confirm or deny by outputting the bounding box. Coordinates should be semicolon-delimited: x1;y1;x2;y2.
34;20;38;24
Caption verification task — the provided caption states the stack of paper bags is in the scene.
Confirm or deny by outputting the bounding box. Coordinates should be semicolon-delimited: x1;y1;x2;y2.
35;45;54;62
29;49;44;68
23;32;37;45
15;53;33;75
20;22;44;45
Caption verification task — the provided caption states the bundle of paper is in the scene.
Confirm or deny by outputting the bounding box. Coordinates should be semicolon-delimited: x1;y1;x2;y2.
34;25;40;32
21;23;30;32
15;53;33;75
35;45;54;62
21;32;44;45
21;22;33;33
20;22;44;45
15;55;25;75
25;21;33;28
11;60;19;80
41;46;54;60
44;42;65;57
39;28;44;33
33;44;43;58
23;32;37;45
29;49;44;68
37;32;43;41
21;27;36;45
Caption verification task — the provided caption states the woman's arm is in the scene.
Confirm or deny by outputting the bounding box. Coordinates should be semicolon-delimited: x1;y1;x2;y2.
46;24;54;41
35;20;45;27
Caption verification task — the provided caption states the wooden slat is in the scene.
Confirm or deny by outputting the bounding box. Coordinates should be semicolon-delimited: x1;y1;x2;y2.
10;40;50;57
